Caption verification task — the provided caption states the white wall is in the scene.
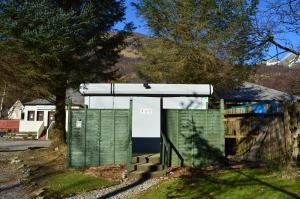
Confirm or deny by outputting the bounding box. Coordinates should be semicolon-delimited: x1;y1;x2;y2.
85;96;208;110
21;105;79;133
8;101;24;119
23;105;56;127
19;120;44;136
8;108;22;120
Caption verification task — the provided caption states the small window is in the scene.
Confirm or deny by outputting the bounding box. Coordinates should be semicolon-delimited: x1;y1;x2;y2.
37;111;44;121
21;112;25;120
28;111;35;121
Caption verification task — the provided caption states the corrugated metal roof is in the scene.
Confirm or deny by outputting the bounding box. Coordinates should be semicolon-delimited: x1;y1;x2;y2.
221;82;300;101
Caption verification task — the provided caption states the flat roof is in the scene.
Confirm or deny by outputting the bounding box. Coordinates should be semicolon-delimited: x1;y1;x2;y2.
80;83;213;97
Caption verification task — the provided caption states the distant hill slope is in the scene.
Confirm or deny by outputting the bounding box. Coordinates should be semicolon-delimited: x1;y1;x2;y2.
251;64;297;94
116;32;150;82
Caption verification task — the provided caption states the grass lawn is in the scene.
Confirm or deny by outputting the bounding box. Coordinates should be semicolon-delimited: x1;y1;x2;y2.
130;169;300;199
44;170;115;198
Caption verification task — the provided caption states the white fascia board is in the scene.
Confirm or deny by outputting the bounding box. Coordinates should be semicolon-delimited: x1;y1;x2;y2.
80;83;213;96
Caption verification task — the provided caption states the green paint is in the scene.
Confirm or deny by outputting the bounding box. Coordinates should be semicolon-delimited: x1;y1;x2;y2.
68;108;131;167
165;105;225;166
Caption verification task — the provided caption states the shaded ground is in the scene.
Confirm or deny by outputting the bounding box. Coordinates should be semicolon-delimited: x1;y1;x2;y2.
0;145;127;198
130;167;300;199
0;151;26;199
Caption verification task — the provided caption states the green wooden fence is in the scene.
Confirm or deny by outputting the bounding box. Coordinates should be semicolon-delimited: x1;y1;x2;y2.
164;100;224;166
67;99;224;168
67;105;132;168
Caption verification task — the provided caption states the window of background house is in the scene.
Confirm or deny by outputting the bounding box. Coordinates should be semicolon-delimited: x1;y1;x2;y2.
28;111;35;121
21;112;25;120
37;111;44;121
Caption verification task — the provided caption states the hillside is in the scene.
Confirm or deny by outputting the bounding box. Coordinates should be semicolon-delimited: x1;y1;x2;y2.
116;32;150;82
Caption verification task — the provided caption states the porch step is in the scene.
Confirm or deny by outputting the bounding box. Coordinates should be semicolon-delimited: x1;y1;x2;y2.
5;133;37;140
131;153;164;178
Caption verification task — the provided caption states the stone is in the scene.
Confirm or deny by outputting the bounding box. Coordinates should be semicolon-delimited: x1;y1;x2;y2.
54;147;59;151
33;188;45;196
17;164;26;169
10;158;21;164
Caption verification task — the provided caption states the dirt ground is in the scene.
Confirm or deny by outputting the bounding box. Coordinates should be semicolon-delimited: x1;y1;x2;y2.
0;147;66;199
0;146;125;199
0;151;26;199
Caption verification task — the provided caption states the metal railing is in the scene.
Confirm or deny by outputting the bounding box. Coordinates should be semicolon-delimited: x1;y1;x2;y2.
46;121;55;140
161;132;184;176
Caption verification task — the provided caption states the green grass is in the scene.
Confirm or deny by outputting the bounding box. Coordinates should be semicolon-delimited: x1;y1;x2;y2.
45;170;115;197
130;169;300;199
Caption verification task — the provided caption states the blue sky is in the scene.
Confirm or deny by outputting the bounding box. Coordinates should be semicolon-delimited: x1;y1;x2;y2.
115;0;300;59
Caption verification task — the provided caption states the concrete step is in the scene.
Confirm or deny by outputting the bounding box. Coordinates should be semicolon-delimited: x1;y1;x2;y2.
134;162;164;172
132;153;161;164
130;154;164;177
147;154;160;164
132;155;148;164
130;170;165;178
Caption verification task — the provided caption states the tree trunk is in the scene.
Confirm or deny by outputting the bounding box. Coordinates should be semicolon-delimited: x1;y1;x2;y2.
0;82;7;119
52;86;67;147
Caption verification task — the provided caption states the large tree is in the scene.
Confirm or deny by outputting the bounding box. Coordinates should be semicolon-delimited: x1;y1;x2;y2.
0;0;132;145
0;41;34;118
133;0;265;93
256;0;300;56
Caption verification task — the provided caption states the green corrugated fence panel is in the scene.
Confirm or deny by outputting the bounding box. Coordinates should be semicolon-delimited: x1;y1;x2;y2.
166;109;224;167
68;109;130;167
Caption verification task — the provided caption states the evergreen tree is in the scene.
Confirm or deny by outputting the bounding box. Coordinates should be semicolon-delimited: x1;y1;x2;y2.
133;0;265;93
0;0;132;145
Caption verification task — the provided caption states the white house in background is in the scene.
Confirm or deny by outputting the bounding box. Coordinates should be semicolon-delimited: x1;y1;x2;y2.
7;100;24;119
12;89;84;139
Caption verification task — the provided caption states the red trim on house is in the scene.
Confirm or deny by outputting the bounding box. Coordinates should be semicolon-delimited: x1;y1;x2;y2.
0;120;20;132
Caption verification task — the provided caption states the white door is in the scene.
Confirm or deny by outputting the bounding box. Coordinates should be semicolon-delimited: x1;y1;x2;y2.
132;97;161;138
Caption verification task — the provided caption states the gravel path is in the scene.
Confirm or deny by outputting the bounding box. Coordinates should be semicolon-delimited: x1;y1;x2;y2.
0;179;25;199
68;177;164;199
0;140;51;151
0;152;27;199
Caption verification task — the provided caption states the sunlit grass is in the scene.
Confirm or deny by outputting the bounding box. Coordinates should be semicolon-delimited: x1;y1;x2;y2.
130;169;300;199
45;170;114;197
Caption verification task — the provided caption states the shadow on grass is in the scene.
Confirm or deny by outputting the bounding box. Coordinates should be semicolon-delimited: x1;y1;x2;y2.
166;118;300;199
166;168;300;199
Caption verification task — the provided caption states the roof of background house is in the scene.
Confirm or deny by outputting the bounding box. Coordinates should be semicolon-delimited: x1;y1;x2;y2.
24;89;84;106
220;82;300;101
